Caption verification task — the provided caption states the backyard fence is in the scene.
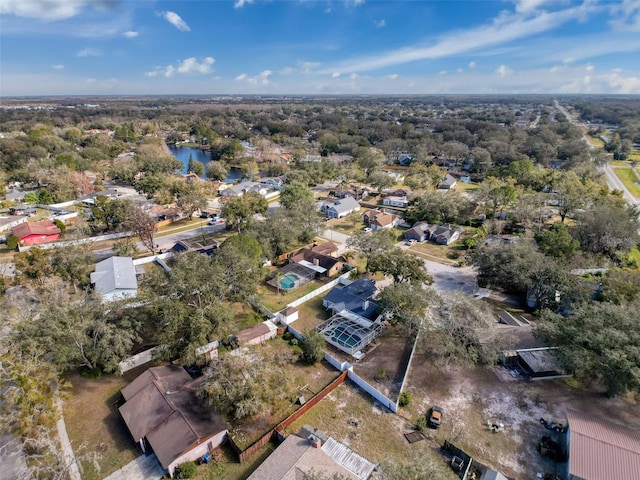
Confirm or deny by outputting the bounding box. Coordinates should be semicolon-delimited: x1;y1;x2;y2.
230;370;348;463
396;329;422;409
118;345;165;374
289;326;398;413
284;272;351;309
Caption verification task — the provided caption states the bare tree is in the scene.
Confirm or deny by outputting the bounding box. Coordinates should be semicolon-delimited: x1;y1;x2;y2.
127;203;157;254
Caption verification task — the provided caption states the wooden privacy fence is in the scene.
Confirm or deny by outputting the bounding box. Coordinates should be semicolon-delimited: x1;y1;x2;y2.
230;370;348;463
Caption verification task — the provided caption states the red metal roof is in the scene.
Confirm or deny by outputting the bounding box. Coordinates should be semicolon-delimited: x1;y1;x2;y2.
567;409;640;480
11;220;61;239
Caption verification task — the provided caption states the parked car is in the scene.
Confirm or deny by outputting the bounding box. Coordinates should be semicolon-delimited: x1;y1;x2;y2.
429;406;444;428
208;217;224;225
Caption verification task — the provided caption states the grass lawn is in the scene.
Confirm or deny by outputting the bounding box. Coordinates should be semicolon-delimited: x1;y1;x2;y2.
191;442;276;480
627;248;640;269
63;373;139;480
409;239;467;265
455;182;479;192
257;277;333;312
587;135;604;147
291;296;332;331
327;212;366;236
612;166;640;197
283;383;455;477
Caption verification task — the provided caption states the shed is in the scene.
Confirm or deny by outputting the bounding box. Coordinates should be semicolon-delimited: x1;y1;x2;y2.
236;320;277;346
278;306;299;325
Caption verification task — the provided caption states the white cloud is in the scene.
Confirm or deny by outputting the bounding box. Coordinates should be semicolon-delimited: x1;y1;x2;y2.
0;0;92;21
234;0;255;8
374;19;386;28
468;61;477;69
585;63;594;71
457;67;464;73
609;0;640;32
563;57;574;64
496;64;514;77
52;64;64;70
299;61;321;74
146;56;215;78
514;0;558;14
607;71;640;93
236;70;273;85
345;0;365;7
439;70;447;76
349;73;358;79
160;11;190;32
278;67;295;75
332;72;341;78
123;30;139;38
77;47;101;57
387;74;398;80
322;2;598;74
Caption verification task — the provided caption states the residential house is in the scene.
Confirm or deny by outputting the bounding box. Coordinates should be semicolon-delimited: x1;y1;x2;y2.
383;194;409;208
247;427;375;480
290;248;345;278
397;153;414;166
565;409;640;480
404;222;463;245
11;220;61;246
234;320;278;346
9;205;37;216
384;171;405;183
322;196;360;219
119;365;228;478
4;188;36;203
220;182;277;199
0;216;27;233
322;278;379;321
90;256;138;302
438;173;457;190
79;188;120;206
170;238;220;256
310;241;339;257
361;209;401;230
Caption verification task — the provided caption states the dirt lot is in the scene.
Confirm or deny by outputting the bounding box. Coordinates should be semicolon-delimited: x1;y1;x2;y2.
401;349;640;479
328;324;414;401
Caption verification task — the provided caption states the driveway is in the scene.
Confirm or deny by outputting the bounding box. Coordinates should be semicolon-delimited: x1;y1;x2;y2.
420;258;478;294
102;454;164;480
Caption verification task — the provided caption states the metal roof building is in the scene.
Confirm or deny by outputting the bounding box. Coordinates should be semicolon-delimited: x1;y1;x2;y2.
566;409;640;480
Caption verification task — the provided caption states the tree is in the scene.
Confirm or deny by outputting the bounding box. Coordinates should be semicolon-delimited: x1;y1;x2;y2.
37;189;54;205
602;269;640;304
186;154;204;177
355;147;384;177
49;245;93;292
126;203;156;254
537;300;640;397
206;161;228;181
141;253;233;363
346;229;396;272
199;348;298;420
134;173;167;198
220;193;267;233
15;247;54;285
15;286;139;373
215;234;264;302
552;171;596;223
369;248;433;284
367;171;394;192
91;196;131;232
279;181;313;210
573;203;640;259
427;292;508;366
171;179;207;218
300;330;326;364
377;282;438;336
5;235;18;250
406;190;470;225
535;222;579;259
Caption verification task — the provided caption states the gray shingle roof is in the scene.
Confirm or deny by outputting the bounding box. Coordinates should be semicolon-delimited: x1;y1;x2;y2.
90;256;137;295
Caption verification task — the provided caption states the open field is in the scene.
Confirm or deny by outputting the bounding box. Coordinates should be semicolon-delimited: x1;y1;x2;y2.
409;239;468;265
326;212;366;236
586;135;604;147
401;349;640;479
63;372;140;480
611;165;640;197
284;382;458;478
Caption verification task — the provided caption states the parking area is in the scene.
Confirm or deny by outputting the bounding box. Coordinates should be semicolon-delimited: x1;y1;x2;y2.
102;454;164;480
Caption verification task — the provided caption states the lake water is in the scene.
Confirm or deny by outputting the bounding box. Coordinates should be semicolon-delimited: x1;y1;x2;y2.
167;145;242;182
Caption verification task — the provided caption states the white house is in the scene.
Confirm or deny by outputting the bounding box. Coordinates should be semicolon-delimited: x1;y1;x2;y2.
383;195;409;208
91;256;138;302
323;196;361;219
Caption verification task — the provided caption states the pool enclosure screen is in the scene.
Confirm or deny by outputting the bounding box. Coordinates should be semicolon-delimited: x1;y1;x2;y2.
267;263;316;292
317;311;383;356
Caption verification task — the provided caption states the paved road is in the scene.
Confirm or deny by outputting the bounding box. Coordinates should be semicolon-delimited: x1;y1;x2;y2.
601;162;639;206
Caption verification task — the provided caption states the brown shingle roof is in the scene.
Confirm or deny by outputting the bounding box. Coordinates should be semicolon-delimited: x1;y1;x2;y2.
236;322;271;343
567;409;640;480
11;220;61;239
311;241;338;256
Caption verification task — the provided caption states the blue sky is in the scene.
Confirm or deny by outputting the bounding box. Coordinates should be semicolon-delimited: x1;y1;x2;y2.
1;0;640;96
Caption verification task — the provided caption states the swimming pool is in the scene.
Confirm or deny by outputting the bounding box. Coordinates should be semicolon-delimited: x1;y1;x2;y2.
328;325;362;349
279;273;299;290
